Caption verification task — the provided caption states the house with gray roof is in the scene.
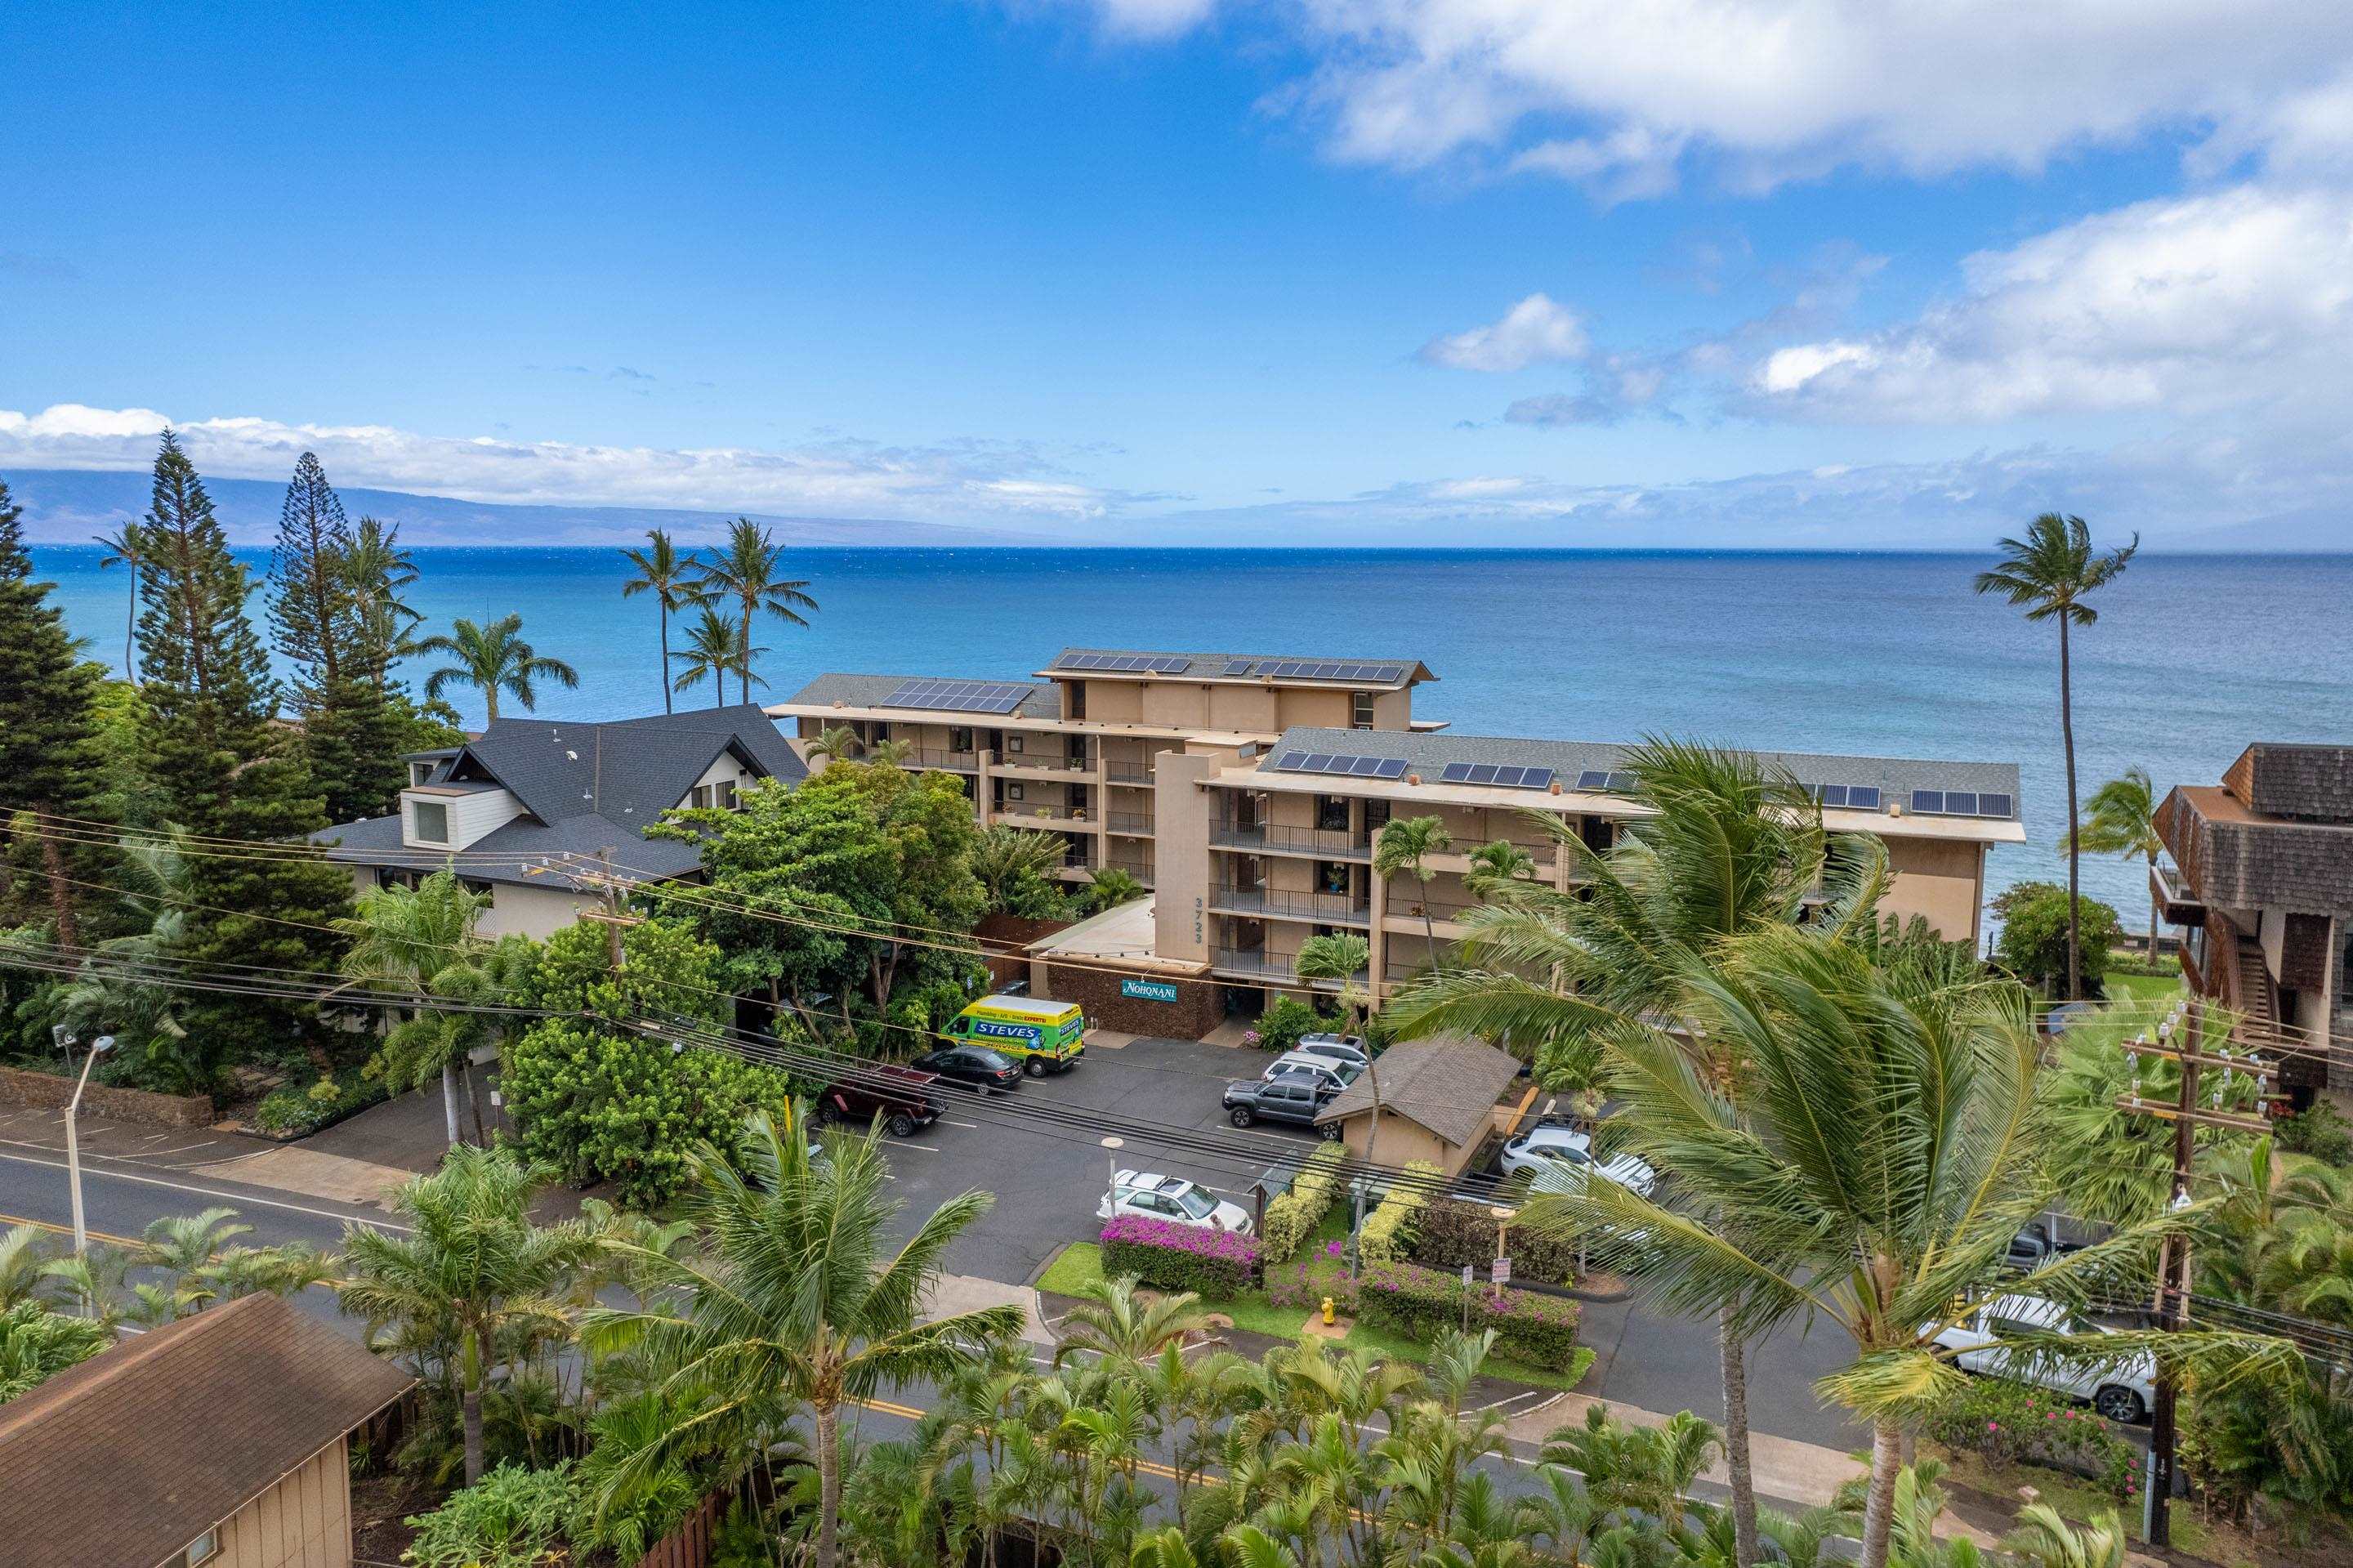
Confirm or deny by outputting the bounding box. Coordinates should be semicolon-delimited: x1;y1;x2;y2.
1314;1032;1523;1175
318;704;804;940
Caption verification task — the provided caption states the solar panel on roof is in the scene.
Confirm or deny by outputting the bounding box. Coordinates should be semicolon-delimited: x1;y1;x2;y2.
1944;791;1979;816
881;678;1033;714
1847;786;1882;811
1375;757;1408;779
1910;790;1944;815
1978;793;2011;818
1576;770;1610;791
1605;772;1637;792
1300;753;1333;772
1815;784;1849;807
1275;751;1306;770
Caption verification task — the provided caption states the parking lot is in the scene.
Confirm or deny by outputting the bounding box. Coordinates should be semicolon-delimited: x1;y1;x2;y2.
869;1030;1873;1450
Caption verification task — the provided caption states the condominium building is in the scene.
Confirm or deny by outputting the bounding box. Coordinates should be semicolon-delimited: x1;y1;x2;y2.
772;649;2025;1011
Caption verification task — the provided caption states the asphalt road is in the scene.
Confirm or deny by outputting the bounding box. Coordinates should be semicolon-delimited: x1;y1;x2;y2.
0;1034;1869;1452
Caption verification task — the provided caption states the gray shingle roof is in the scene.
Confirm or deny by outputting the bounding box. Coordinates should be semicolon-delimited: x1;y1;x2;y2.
1315;1033;1521;1147
779;672;1061;719
318;705;803;886
1257;728;2022;819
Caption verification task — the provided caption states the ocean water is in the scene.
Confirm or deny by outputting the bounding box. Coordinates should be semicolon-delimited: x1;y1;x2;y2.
28;545;2353;929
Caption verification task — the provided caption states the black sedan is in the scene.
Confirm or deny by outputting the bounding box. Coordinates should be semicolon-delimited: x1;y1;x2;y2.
909;1044;1025;1093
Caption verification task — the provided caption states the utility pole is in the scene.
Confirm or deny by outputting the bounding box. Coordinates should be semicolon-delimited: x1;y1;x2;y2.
2114;997;2270;1546
530;847;643;972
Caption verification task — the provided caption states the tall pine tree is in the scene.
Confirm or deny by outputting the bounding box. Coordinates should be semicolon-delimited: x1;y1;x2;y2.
0;478;107;952
266;453;405;822
135;432;352;1074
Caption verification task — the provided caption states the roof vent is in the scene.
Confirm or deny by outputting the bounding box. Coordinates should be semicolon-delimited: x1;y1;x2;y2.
1405;773;1421;785
565;749;579;761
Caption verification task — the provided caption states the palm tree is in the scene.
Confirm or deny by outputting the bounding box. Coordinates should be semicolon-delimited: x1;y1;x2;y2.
972;824;1067;911
621;528;707;714
1387;739;1874;1568
1975;513;2137;999
694;517;817;704
0;1298;110;1401
1375;815;1453;971
341;516;422;688
2065;766;2163;961
1465;838;1537;898
335;869;496;1145
2005;1502;2127;1568
805;723;864;765
583;1110;1022;1568
93;523;146;679
1525;925;2288;1568
337;1146;601;1484
1083;866;1147;914
413;612;580;725
668;606;763;710
1053;1273;1212;1367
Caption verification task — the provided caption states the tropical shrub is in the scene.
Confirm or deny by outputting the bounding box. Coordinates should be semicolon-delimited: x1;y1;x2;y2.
1099;1214;1258;1298
1925;1377;2139;1503
1357;1259;1583;1368
252;1065;389;1137
1992;882;2122;995
0;1299;111;1402
502;1021;799;1207
1357;1161;1440;1265
1261;1141;1347;1263
2275;1101;2353;1166
1410;1198;1583;1285
1251;995;1325;1055
402;1459;575;1568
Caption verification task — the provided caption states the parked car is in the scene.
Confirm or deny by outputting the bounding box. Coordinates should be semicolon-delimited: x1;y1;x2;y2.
1295;1033;1372;1067
814;1065;942;1139
1224;1070;1342;1137
1931;1293;2154;1423
2005;1221;2085;1271
1097;1170;1255;1235
909;1043;1025;1093
1498;1124;1657;1197
1262;1051;1362;1092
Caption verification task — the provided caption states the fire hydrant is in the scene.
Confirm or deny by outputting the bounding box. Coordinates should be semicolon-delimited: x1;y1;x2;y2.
1321;1295;1336;1325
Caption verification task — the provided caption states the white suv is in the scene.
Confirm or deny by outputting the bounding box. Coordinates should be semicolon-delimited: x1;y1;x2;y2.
1097;1171;1255;1235
1931;1294;2154;1423
1498;1124;1657;1197
1263;1051;1361;1092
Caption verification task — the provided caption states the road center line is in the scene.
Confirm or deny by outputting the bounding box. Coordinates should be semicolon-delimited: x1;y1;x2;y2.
0;1148;411;1234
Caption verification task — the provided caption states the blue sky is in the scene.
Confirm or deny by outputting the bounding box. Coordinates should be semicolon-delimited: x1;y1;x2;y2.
6;1;2351;547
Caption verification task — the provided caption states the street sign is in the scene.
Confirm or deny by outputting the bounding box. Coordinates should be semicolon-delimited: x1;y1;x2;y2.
1460;1264;1475;1287
1121;977;1181;1003
1493;1257;1512;1287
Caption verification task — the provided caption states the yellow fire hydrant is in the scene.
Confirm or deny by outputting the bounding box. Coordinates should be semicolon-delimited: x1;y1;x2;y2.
1321;1295;1336;1325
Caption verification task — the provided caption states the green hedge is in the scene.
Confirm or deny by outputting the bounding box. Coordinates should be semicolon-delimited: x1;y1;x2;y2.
253;1066;390;1137
1262;1142;1348;1263
1410;1198;1583;1285
1925;1376;2140;1502
1358;1259;1583;1369
1358;1160;1440;1264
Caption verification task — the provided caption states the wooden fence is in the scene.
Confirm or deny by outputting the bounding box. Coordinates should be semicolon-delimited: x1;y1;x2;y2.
633;1489;727;1568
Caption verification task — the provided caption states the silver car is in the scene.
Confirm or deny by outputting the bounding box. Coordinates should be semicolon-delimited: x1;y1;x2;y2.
1263;1051;1362;1092
1931;1293;2154;1423
1498;1124;1657;1197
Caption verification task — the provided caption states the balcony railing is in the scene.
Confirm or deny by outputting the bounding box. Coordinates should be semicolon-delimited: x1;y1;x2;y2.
1106;856;1155;887
995;805;1094;827
1104;762;1155;785
996;753;1093;774
1212;887;1373;925
1209;823;1373;860
909;748;980;772
1210;948;1369;987
1106;812;1157;837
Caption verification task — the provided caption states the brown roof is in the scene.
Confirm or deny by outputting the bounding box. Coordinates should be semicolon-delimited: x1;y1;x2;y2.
2159;783;2353;916
0;1293;413;1568
1315;1032;1522;1148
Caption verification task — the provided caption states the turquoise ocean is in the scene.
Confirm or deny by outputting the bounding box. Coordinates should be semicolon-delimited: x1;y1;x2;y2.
28;545;2353;932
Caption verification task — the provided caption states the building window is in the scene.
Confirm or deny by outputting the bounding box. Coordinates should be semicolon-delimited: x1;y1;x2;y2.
949;726;974;753
1007;733;1025;753
690;779;742;811
411;801;450;845
1364;798;1391;832
1317;795;1349;833
408;760;436;787
1315;860;1350;896
1007;782;1025;802
1352;691;1376;729
1068;683;1087;721
181;1529;221;1566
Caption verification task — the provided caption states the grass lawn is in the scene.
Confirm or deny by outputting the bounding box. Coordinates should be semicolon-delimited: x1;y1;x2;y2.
1038;1240;1106;1297
2105;971;2185;1002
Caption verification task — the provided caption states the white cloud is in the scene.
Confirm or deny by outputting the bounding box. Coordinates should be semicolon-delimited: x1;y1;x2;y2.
1058;1;2353;195
1746;184;2353;422
1418;293;1589;371
0;404;1123;521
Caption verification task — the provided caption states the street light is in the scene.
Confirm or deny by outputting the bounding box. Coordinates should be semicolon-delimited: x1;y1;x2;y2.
1101;1136;1125;1208
65;1034;116;1260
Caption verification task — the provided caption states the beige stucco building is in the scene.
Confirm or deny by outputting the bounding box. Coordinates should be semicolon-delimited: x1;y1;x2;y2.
774;649;2025;1015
